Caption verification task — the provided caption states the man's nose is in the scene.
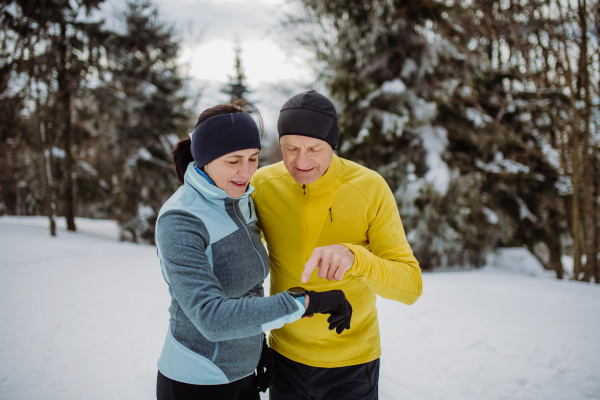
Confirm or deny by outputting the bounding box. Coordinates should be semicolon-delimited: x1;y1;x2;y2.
295;150;311;167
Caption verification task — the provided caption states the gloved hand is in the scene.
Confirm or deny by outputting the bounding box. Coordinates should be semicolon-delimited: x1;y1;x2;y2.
255;335;276;392
305;290;352;334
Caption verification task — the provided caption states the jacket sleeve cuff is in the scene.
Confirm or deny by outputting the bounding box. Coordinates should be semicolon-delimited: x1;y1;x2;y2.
340;243;368;276
260;293;306;332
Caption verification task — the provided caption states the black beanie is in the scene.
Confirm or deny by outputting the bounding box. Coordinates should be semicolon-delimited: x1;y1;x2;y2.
277;90;339;149
191;113;261;169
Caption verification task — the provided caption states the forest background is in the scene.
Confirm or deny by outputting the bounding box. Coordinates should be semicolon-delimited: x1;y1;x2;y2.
1;0;599;283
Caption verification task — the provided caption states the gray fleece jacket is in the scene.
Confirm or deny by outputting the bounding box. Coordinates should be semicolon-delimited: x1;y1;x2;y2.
155;162;304;385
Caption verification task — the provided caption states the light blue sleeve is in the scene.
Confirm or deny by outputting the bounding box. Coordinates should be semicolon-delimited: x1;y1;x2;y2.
261;297;305;332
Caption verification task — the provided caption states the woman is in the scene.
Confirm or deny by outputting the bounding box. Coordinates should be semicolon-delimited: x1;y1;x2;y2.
155;99;352;400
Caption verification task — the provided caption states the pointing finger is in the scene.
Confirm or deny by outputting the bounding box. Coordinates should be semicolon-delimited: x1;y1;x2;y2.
302;248;322;283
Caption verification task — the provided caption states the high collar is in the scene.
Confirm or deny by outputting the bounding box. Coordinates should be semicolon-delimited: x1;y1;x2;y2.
287;154;341;195
184;161;253;205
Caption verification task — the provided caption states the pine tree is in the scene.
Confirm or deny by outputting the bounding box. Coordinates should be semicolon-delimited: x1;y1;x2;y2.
84;0;192;243
221;40;250;101
289;0;584;272
1;0;109;232
289;0;500;268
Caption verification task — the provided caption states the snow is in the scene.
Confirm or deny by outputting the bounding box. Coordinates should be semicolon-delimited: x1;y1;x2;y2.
486;247;553;278
0;216;120;241
342;110;408;151
381;79;407;94
1;220;599;400
515;196;538;222
379;269;600;400
418;124;451;196
555;175;573;196
44;147;66;159
126;148;153;168
137;148;153;161
379;111;409;139
466;107;492;128
0;219;162;400
411;96;437;123
482;206;499;224
531;130;563;173
359;78;407;108
476;158;530;174
401;59;418;78
77;160;98;176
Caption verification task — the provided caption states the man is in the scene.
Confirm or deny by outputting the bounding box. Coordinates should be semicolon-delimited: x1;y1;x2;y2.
250;90;423;400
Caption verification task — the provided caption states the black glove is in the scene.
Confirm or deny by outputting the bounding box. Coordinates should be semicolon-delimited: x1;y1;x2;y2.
255;335;276;392
305;290;352;334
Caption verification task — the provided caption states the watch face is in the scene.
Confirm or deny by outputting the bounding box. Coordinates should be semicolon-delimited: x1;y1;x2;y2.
288;287;305;297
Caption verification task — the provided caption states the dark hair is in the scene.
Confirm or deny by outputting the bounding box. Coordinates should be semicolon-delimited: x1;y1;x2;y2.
171;98;263;184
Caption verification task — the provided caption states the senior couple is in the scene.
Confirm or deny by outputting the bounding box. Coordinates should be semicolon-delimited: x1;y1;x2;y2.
154;91;423;400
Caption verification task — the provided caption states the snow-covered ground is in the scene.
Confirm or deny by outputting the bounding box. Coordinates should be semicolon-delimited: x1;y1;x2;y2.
1;217;599;400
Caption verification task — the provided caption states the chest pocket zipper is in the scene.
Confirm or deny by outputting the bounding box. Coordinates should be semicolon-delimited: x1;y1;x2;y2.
211;342;219;363
233;201;267;279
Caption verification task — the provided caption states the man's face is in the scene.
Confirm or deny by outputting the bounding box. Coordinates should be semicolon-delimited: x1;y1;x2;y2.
280;135;333;184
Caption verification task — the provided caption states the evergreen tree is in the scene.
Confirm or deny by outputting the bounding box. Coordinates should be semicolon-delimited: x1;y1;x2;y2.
446;0;599;280
289;0;496;268
221;40;250;101
84;0;191;243
289;0;581;271
1;0;191;242
0;0;109;232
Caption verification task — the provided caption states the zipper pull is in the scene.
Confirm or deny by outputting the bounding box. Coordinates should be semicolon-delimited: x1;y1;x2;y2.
329;207;332;222
248;197;252;219
303;184;306;195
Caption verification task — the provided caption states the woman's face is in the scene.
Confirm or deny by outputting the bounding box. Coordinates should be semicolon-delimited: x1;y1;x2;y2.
203;148;260;198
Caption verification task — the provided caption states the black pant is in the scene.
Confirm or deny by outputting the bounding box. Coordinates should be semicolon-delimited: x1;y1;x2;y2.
270;351;380;400
157;370;260;400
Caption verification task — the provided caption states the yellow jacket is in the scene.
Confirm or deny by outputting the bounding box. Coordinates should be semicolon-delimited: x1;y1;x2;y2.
250;155;422;368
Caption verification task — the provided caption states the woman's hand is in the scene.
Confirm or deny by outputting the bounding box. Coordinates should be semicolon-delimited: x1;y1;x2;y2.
304;290;352;334
255;336;276;392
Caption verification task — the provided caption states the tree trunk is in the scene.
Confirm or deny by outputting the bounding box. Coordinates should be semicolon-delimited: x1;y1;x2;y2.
550;239;563;280
570;92;582;280
555;0;583;279
548;206;564;279
594;144;600;284
596;4;600;284
578;0;596;282
58;22;76;232
40;120;57;236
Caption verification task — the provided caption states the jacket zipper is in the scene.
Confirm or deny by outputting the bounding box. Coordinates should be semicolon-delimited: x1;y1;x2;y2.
233;200;267;278
303;185;308;265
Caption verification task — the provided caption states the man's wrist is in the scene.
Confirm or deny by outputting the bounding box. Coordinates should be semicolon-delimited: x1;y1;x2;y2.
340;243;357;272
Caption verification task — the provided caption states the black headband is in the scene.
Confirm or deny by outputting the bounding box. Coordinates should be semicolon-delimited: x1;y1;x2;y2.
191;113;261;169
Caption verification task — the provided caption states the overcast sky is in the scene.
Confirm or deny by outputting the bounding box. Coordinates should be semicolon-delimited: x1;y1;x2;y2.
129;0;319;134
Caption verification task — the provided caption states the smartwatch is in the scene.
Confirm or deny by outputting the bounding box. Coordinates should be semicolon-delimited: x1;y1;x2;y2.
287;287;313;317
286;287;306;299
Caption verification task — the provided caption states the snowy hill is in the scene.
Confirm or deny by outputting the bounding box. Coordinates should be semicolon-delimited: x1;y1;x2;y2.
1;217;599;400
